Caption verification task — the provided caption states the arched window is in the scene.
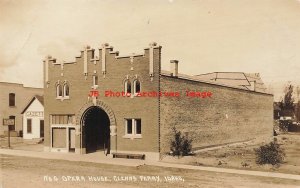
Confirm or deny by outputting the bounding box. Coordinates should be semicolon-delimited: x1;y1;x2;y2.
63;84;69;98
134;80;141;95
56;84;63;98
124;80;131;94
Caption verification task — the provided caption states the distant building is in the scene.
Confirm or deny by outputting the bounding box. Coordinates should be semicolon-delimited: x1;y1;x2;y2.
0;82;43;136
43;43;273;160
21;96;44;139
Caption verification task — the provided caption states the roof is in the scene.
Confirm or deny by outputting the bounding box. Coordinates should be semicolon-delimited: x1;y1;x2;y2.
21;95;44;114
161;70;271;95
194;72;268;93
35;95;44;105
0;82;42;89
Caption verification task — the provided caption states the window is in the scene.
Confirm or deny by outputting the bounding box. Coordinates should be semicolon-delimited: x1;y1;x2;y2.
9;116;15;131
124;119;142;138
91;49;95;59
93;75;98;87
124;80;131;94
27;119;32;134
9;93;15;107
127;119;133;134
56;84;63;98
63;84;69;98
57;82;70;99
51;115;75;125
40;120;44;137
135;119;141;134
133;80;141;95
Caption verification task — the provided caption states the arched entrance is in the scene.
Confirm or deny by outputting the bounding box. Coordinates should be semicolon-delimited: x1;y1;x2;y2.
81;106;110;153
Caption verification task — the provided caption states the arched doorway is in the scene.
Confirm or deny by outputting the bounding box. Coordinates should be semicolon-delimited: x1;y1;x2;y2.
81;106;110;153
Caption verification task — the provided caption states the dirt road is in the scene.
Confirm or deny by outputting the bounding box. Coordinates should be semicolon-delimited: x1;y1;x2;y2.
1;155;299;188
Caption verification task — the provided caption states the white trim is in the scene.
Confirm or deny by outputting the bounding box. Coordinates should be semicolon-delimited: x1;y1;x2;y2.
93;75;99;88
122;135;142;139
149;46;154;76
50;125;76;152
124;118;142;139
101;45;106;73
115;54;143;59
83;48;88;75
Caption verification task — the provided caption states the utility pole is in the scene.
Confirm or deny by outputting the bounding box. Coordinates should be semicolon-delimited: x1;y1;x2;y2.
297;86;300;121
8;125;11;148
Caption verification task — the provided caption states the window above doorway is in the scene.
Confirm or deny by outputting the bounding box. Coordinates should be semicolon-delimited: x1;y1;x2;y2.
51;115;75;125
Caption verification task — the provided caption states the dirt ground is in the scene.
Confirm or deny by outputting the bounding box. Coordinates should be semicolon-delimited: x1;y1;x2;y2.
162;132;300;175
0;136;43;151
1;154;300;188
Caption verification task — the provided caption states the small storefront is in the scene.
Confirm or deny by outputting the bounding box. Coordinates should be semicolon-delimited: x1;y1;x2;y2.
21;96;44;139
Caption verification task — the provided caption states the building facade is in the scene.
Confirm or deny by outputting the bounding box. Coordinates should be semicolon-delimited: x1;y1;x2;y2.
21;96;44;139
43;43;273;160
0;82;43;136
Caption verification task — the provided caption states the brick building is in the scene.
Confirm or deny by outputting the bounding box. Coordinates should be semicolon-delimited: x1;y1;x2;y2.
43;43;273;160
0;82;43;136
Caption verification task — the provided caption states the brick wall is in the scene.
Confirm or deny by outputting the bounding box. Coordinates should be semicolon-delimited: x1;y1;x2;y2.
44;44;161;154
0;82;43;135
160;76;273;154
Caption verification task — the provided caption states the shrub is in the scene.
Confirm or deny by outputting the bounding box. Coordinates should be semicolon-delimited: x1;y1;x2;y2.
170;127;193;157
254;141;285;166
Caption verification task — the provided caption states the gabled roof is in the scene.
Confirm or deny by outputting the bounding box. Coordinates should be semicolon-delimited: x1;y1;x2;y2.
35;95;44;105
21;95;44;114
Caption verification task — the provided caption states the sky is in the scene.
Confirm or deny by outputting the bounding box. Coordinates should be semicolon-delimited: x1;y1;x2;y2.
1;0;300;101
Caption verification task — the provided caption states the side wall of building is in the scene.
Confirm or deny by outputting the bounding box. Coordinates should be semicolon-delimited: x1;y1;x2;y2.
0;83;43;136
160;76;273;154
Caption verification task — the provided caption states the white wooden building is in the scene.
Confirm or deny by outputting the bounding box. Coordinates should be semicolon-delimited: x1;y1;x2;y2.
21;96;44;139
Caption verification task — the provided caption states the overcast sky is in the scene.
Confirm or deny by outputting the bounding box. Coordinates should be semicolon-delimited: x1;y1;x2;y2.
1;0;300;101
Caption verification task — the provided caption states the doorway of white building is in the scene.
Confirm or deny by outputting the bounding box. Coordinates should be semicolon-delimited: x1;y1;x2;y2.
40;120;44;138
